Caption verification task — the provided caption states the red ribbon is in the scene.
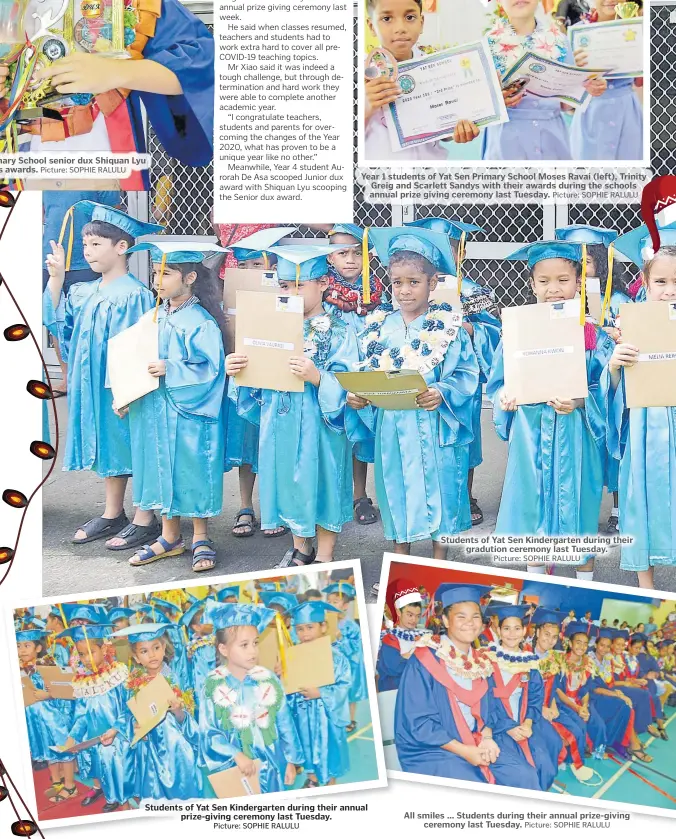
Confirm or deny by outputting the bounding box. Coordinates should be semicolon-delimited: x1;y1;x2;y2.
490;663;536;769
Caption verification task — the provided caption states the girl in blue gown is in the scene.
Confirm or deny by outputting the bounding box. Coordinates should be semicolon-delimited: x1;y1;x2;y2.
285;601;351;787
112;623;203;801
612;631;664;738
45;607;73;669
226;245;372;567
487;241;615;579
139;598;191;692
348;227;480;559
199;603;305;795
601;222;676;588
180;595;221;720
123;242;228;573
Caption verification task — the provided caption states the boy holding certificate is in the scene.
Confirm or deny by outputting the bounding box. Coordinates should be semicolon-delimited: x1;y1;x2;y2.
602;221;676;588
486;241;615;579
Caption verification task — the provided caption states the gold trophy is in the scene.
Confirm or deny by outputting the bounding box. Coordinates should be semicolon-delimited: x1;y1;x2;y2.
615;2;639;18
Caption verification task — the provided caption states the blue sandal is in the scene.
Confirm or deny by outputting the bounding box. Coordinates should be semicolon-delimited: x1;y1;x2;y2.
192;539;216;572
129;535;185;566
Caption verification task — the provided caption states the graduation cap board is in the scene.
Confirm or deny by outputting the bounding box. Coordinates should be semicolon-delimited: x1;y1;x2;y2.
619;301;676;408
335;370;428;410
234;291;304;393
208;760;262;798
127;674;177;745
502;300;589;405
282;634;335;696
107;310;159;410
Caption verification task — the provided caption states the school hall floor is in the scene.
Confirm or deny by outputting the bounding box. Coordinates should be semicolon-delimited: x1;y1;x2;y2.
42;398;676;600
32;700;378;820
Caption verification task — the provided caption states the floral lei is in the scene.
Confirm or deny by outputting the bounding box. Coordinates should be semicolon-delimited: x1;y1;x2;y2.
127;667;196;717
325;266;384;314
421;634;493;680
591;652;614;685
564;653;597;691
187;633;215;659
538;649;566;680
72;658;128;699
205;665;285;758
359;302;462;374
486;645;540;673
303;311;345;369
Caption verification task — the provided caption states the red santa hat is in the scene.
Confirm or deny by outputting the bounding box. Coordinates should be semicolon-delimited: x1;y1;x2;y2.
641;175;676;259
385;578;422;626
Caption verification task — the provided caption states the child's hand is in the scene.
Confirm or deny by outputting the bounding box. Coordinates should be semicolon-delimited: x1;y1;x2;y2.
299;686;321;699
507;726;527;742
234;752;258;777
61;737;76;752
226;353;249;376
100;728;117;746
459;743;489;766
501;77;525;109
46;240;66;282
602;326;621;343
347;392;370;410
480;736;500;763
452;120;480;144
283;763;297;786
609;342;639;372
33;688;50;702
34;53;125;97
462;321;474;337
499;389;518;412
416;388;442;411
584;76;607;98
289;356;320;386
113;404;129;418
365;76;400;119
148;360;167;378
547;397;582;415
573;49;589;67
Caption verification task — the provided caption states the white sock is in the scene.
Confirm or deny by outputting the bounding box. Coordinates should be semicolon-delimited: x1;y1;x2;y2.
527;565;547;574
576;571;594;581
611;507;619;517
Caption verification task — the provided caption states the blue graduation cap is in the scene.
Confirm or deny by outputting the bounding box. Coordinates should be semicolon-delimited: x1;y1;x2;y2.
435;584;491;610
657;639;673;650
228;227;296;263
564;621;594;639
203;602;275;634
180;597;215;628
110;623;172;643
322;581;356;600
506;241;583;268
259;591;299;613
21;616;46;630
266;243;342;283
73;201;164;238
66;604;108;625
486;604;530;622
629;632;648;645
258;582;288;593
287;600;342;626
555;225;618;248
532;608;565;627
148;598;183;622
16;629;50;643
614;629;630;641
596;627;615;640
613;221;676;268
405;218;483;241
107;607;136;625
57;624;113;643
216;586;241;603
127;240;228;265
368;226;456;275
329;223;364;243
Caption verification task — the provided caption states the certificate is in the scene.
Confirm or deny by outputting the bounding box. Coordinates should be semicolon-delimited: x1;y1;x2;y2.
569;19;643;80
384;40;508;152
502;52;610;108
335;370;427;410
620;302;676;408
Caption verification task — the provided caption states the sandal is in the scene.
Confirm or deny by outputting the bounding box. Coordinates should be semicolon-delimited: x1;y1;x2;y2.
105;517;161;551
628;748;653;763
470;497;484;527
45;779;65;799
263;525;289;538
346;720;357;734
192;539;216;573
232;508;256;538
52;389;67;399
647;724;661;739
302;778;320;788
354;496;378;526
72;512;129;544
658;726;669;741
129;536;185;567
606;515;619;534
51;786;79;804
82;788;104;807
275;547;316;568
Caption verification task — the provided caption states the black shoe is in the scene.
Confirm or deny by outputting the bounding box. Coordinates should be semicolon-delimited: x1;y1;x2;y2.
102;802;120;813
606;515;619;534
32;761;48;771
82;788;105;807
658;727;669;741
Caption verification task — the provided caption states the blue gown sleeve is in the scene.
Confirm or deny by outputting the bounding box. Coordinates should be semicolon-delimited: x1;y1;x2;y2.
377;642;407;686
68;699;89;743
229;378;263;427
526;670;545;723
395;655;455;748
164;320;226;421
434;328;480;447
466;311;502;381
316;649;351;725
42;286;65;341
582;329;616;446
485;340;513;441
599;365;627;464
273;682;305;765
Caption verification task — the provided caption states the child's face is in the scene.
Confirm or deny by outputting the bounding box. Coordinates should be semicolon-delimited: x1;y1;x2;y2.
83;235;128;274
596;637;612;656
75;639;106;671
498;618;525;649
530;259;579;304
570;634;589;657
501;0;539;20
237;257;268;270
326;593;348;612
328;234;362;282
646;255;676;302
219;626;259;671
442;602;483;645
276;277;328;314
629;641;643;655
397;604;421;629
390;261;436;314
306;594;322;601
46;614;63;633
153;264;195;301
586;254;598;277
536;624;559;651
367;0;424;61
132;638;166;674
594;0;618;19
296;621;325;643
17;641;40;664
611;637;626;654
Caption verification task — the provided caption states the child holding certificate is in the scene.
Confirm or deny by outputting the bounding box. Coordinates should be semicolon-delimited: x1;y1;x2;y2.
346;227;480;558
486;241;615;579
42;201;163;551
120;242;228;573
225;245;371;568
602;221;676;588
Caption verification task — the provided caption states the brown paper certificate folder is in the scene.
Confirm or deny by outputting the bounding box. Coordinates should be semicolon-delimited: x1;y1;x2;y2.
127;674;177;745
335;370;427;410
283;635;335;695
502;300;589;405
585;277;602;322
208;760;262;798
21;676;38;707
50;736;102;755
107;310;159;409
621;301;676;408
36;666;74;700
234;291;304;393
223;268;281;352
257;625;288;672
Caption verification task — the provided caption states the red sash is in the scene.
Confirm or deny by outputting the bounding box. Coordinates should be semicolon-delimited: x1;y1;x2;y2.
416;647;495;784
490;662;535;769
544;673;583;768
381;634;400;651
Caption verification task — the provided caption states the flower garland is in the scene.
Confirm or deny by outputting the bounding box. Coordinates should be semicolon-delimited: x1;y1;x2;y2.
187;633;215;659
590;652;614;685
127;667;196;717
421;635;493;680
538;649;566;680
204;665;285;758
359;302;462;374
303;311;344;369
325;266;384;314
70;639;118;675
72;659;128;699
485;16;569;78
486;645;540;674
564;654;597;693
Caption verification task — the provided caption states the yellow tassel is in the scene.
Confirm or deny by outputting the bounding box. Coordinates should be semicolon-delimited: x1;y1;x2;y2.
58;604;69;628
456;231;466;298
362;228;371;306
275;613;290;679
58;206;75;273
580;244;587;327
599;243;614;327
296;262;300;292
153;253;167;323
82;625;98;675
263;251;269;270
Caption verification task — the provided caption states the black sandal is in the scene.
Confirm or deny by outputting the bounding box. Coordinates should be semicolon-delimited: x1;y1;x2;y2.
346;720;357;733
51;786;79;804
72;512;129;544
606;515;619;534
192;539;217;573
276;547;316;568
658;726;669;741
105;517;160;551
232;508;256;538
354;496;378;526
628;748;653;763
470;497;484;527
82;788;105;807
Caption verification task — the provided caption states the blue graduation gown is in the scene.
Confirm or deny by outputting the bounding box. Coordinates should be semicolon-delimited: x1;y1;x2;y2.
372;312;480;544
166;625;191;692
553;668;606;751
129;304;225;518
199;667;305;794
230;308;371;536
187;635;217;719
602;291;631;492
335;617;368;704
43;275;154;477
22;666;75;764
395;648;540;788
287;644;351;785
586;667;632;749
223;397;259;472
601;362;676;572
377;633;414;693
487;326;614;542
638;653;666;721
571;80;642;161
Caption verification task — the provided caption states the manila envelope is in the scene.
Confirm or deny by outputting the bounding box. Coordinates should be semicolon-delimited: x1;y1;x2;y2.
257;624;289;672
335;369;427;410
431;275;462;311
50;736;102;755
107;310;159;409
21;676;38;707
127;674;177;745
111;637;133;668
223;268;281;353
208;760;262;798
325;611;340;642
502;300;589;405
36;666;74;700
586;277;602;322
234;291;304;393
620;301;676;408
282;635;335;696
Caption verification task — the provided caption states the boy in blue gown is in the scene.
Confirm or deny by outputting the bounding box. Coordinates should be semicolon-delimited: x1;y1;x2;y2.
226;244;372;567
348;227;480;558
181;596;218;720
394;584;541;789
42;201;163;550
377;578;427;693
112;623;203;800
285;601;351;787
486;241;615;579
45;607;72;669
120;241;228;573
199;602;305;795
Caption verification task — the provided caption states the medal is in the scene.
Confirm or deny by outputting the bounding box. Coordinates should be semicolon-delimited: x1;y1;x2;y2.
365;47;398;82
615;2;639;18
